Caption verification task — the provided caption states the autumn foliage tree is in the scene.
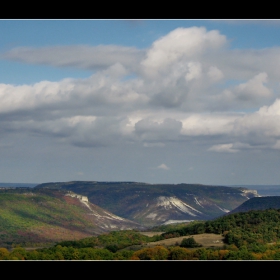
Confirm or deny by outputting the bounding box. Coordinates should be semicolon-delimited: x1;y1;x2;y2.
168;246;194;260
130;246;169;260
0;248;10;260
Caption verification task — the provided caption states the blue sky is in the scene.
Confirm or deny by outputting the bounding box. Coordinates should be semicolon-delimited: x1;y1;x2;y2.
1;19;280;185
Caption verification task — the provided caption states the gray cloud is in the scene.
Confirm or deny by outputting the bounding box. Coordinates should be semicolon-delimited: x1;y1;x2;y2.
1;26;280;153
134;118;182;142
2;45;145;73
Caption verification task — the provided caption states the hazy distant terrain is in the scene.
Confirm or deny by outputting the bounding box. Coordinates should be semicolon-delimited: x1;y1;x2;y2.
3;182;280;196
229;185;280;196
0;183;37;188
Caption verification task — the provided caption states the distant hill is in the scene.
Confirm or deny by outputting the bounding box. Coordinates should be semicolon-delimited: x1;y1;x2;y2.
227;196;280;215
34;181;260;227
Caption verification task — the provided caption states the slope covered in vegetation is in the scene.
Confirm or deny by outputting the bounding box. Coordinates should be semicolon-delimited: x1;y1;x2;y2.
228;196;280;214
2;209;280;260
0;188;143;249
162;209;280;245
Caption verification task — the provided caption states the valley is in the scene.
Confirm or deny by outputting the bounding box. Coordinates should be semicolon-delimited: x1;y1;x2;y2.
1;180;280;260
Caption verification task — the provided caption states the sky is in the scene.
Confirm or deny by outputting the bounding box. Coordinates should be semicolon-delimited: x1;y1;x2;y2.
1;19;280;185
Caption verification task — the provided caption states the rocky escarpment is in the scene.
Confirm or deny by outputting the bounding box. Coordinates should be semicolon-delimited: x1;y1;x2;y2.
238;188;261;199
64;191;146;231
35;181;261;227
136;189;261;226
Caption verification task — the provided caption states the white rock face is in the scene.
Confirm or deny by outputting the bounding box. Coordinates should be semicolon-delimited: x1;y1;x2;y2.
156;196;202;216
194;197;204;208
215;204;230;213
163;219;194;225
146;213;157;219
64;191;141;232
65;192;88;202
240;189;262;199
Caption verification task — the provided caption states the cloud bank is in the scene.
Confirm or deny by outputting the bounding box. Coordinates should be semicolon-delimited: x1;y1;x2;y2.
1;26;280;154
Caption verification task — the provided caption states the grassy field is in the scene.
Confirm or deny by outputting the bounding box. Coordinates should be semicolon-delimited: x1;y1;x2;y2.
119;232;225;252
143;233;224;248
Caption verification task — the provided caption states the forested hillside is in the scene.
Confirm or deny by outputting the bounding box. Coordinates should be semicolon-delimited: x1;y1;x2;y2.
2;209;280;260
0;187;144;249
165;208;280;240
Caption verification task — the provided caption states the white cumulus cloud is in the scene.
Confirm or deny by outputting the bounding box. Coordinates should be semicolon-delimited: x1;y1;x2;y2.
208;143;239;153
157;164;170;170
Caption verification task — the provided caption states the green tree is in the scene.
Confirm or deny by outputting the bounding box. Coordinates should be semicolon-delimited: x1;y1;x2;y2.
180;237;202;248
